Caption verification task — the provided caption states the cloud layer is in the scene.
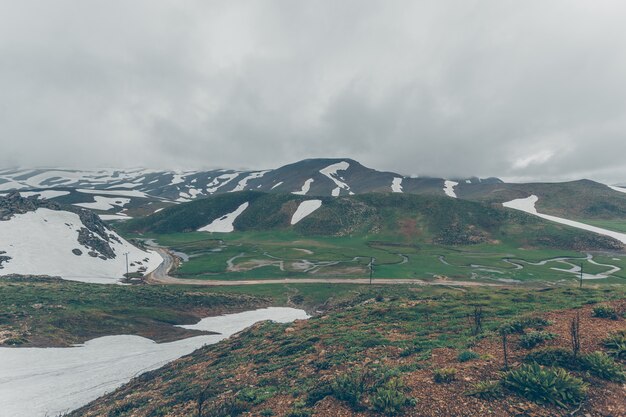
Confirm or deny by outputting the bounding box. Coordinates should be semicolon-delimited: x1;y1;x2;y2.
2;1;626;183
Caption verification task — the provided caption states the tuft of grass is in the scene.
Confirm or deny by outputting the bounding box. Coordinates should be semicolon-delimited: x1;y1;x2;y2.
603;330;626;360
579;352;626;382
433;368;457;383
457;350;480;362
504;363;588;408
518;331;557;349
592;305;618;320
465;380;502;400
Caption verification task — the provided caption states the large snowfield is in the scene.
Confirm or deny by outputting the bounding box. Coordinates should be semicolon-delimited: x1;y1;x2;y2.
0;208;162;283
503;195;626;244
0;307;309;417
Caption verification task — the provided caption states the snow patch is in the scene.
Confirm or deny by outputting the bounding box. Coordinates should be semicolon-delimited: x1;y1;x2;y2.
230;171;270;192
0;308;308;417
19;190;70;200
320;161;351;196
503;195;626;244
198;202;249;233
0;208;161;283
292;179;314;195
206;173;239;194
271;181;284;190
77;189;148;198
74;196;131;211
291;200;322;225
443;180;458;198
391;177;403;193
608;185;626;194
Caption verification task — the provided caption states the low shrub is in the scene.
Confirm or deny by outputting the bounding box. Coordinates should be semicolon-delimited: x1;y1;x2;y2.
370;378;416;415
592;305;618;320
518;331;557;349
499;317;551;335
457;350;480;362
504;363;588;407
580;351;626;382
331;370;368;409
465;380;502;400
260;410;274;417
524;348;577;369
433;368;457;383
603;330;626;360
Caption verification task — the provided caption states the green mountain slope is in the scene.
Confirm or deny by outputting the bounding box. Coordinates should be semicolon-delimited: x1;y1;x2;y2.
120;191;622;251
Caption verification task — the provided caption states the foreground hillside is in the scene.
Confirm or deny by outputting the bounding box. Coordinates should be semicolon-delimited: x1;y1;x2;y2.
71;285;626;417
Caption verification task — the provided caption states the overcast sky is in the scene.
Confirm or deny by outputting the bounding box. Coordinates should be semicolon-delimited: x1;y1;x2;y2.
1;1;626;183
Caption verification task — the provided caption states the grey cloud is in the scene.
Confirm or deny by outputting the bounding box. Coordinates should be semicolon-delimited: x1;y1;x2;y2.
1;1;626;183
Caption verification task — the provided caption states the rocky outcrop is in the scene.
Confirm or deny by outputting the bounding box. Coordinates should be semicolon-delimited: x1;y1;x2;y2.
0;192;119;260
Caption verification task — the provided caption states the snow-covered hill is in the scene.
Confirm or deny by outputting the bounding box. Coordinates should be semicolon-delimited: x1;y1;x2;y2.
0;160;502;218
0;193;161;283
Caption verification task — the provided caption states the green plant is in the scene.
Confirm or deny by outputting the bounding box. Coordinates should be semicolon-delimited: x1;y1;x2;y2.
331;370;368;409
286;410;311;417
518;331;557;349
603;330;626;360
260;409;275;416
457;350;480;362
433;368;457;383
524;348;577;369
504;363;588;407
592;305;618;320
370;378;415;415
465;380;502;400
579;351;626;382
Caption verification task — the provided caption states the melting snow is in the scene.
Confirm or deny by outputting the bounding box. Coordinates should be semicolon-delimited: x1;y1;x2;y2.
74;196;131;211
608;185;626;194
320;161;351;196
391;177;403;193
230;171;270;192
0;208;161;283
206;173;239;194
198;202;249;233
291;200;322;225
292;179;314;195
271;181;284;190
77;189;148;198
0;308;308;417
503;195;626;244
19;190;69;200
443;180;458;198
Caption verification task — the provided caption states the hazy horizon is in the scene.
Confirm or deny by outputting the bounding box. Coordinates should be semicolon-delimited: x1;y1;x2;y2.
2;1;626;183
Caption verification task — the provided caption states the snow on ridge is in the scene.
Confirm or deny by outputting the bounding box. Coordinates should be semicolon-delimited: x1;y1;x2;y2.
319;161;351;196
503;195;626;244
206;173;239;194
198;202;249;233
291;200;322;225
74;196;131;211
391;177;403;193
608;185;626;194
231;171;271;192
443;180;458;198
0;208;161;283
19;190;70;200
292;179;314;195
77;189;148;198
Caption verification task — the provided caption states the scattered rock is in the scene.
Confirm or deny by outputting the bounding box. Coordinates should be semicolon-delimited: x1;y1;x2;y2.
72;249;83;256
